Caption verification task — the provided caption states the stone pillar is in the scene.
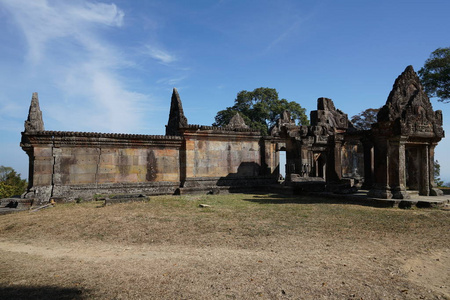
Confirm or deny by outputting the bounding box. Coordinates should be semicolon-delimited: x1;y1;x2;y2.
335;135;344;181
269;140;279;178
389;137;409;199
361;139;374;189
418;145;430;196
327;134;343;182
429;143;444;196
368;137;392;199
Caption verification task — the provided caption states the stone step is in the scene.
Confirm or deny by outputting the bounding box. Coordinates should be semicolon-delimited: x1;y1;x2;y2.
407;190;419;196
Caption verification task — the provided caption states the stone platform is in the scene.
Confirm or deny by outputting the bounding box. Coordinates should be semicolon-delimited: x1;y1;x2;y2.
304;189;450;209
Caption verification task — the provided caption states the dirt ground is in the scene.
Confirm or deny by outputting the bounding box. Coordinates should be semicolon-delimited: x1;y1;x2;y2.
0;194;449;299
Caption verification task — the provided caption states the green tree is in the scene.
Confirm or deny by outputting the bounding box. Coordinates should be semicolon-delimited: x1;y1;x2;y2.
350;108;380;130
434;160;444;187
0;166;27;198
213;87;309;135
418;47;450;103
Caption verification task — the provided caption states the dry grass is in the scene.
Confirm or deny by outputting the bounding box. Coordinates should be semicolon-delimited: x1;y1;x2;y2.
0;193;449;299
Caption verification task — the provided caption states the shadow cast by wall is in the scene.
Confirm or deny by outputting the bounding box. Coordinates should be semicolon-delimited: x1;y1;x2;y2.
242;193;396;208
0;285;85;300
215;162;275;192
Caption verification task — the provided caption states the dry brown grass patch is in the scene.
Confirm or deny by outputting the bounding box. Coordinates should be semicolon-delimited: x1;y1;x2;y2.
0;193;449;299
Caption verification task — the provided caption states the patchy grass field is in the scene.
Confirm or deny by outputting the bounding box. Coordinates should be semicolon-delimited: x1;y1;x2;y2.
0;193;449;299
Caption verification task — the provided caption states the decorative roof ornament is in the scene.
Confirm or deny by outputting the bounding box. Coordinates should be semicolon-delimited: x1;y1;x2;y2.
166;88;188;136
24;92;44;132
226;112;249;129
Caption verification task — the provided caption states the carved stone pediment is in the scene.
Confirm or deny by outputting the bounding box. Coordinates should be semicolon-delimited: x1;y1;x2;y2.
270;110;296;137
226;112;249;129
310;98;349;130
377;66;444;138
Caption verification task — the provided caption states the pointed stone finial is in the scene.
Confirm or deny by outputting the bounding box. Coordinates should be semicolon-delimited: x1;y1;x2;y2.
24;92;44;132
226;112;249;129
166;88;188;136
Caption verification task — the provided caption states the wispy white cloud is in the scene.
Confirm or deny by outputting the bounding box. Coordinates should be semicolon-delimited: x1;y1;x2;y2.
0;0;152;133
156;76;187;86
143;45;177;64
67;2;124;27
1;0;125;64
265;17;304;53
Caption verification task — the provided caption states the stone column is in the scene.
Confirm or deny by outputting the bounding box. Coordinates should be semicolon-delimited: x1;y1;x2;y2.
419;145;430;196
327;134;344;182
368;137;392;199
389;137;409;199
429;143;444;196
361;138;374;189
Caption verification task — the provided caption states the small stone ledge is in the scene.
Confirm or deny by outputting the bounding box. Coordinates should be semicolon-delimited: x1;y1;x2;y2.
0;198;34;215
0;198;34;209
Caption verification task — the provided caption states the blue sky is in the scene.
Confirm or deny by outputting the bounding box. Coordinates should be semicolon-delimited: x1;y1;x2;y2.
1;0;450;183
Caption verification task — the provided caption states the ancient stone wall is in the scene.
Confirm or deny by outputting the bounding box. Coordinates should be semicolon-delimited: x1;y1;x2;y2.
21;129;183;203
21;67;444;203
178;125;274;192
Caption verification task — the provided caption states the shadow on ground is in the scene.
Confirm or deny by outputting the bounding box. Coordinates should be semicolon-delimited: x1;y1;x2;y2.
242;193;395;208
0;286;85;300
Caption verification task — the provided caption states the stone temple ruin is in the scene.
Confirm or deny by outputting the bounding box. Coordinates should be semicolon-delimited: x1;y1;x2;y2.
21;66;444;204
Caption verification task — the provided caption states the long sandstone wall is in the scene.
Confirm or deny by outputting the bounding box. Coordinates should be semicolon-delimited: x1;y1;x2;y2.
22;131;183;202
180;126;276;191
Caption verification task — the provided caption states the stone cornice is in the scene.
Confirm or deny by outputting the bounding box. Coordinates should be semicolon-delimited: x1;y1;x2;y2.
21;130;183;148
182;124;260;133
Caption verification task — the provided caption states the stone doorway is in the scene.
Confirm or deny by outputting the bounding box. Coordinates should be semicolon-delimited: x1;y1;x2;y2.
279;150;287;181
405;145;431;196
313;153;326;180
405;146;421;191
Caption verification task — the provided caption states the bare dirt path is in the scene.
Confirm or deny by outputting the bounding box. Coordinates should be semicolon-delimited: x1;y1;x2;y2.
1;238;448;299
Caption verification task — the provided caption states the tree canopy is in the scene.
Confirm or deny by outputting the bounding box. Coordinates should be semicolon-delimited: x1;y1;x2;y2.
434;160;444;187
418;47;450;103
350;108;380;130
213;87;309;136
0;166;27;198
